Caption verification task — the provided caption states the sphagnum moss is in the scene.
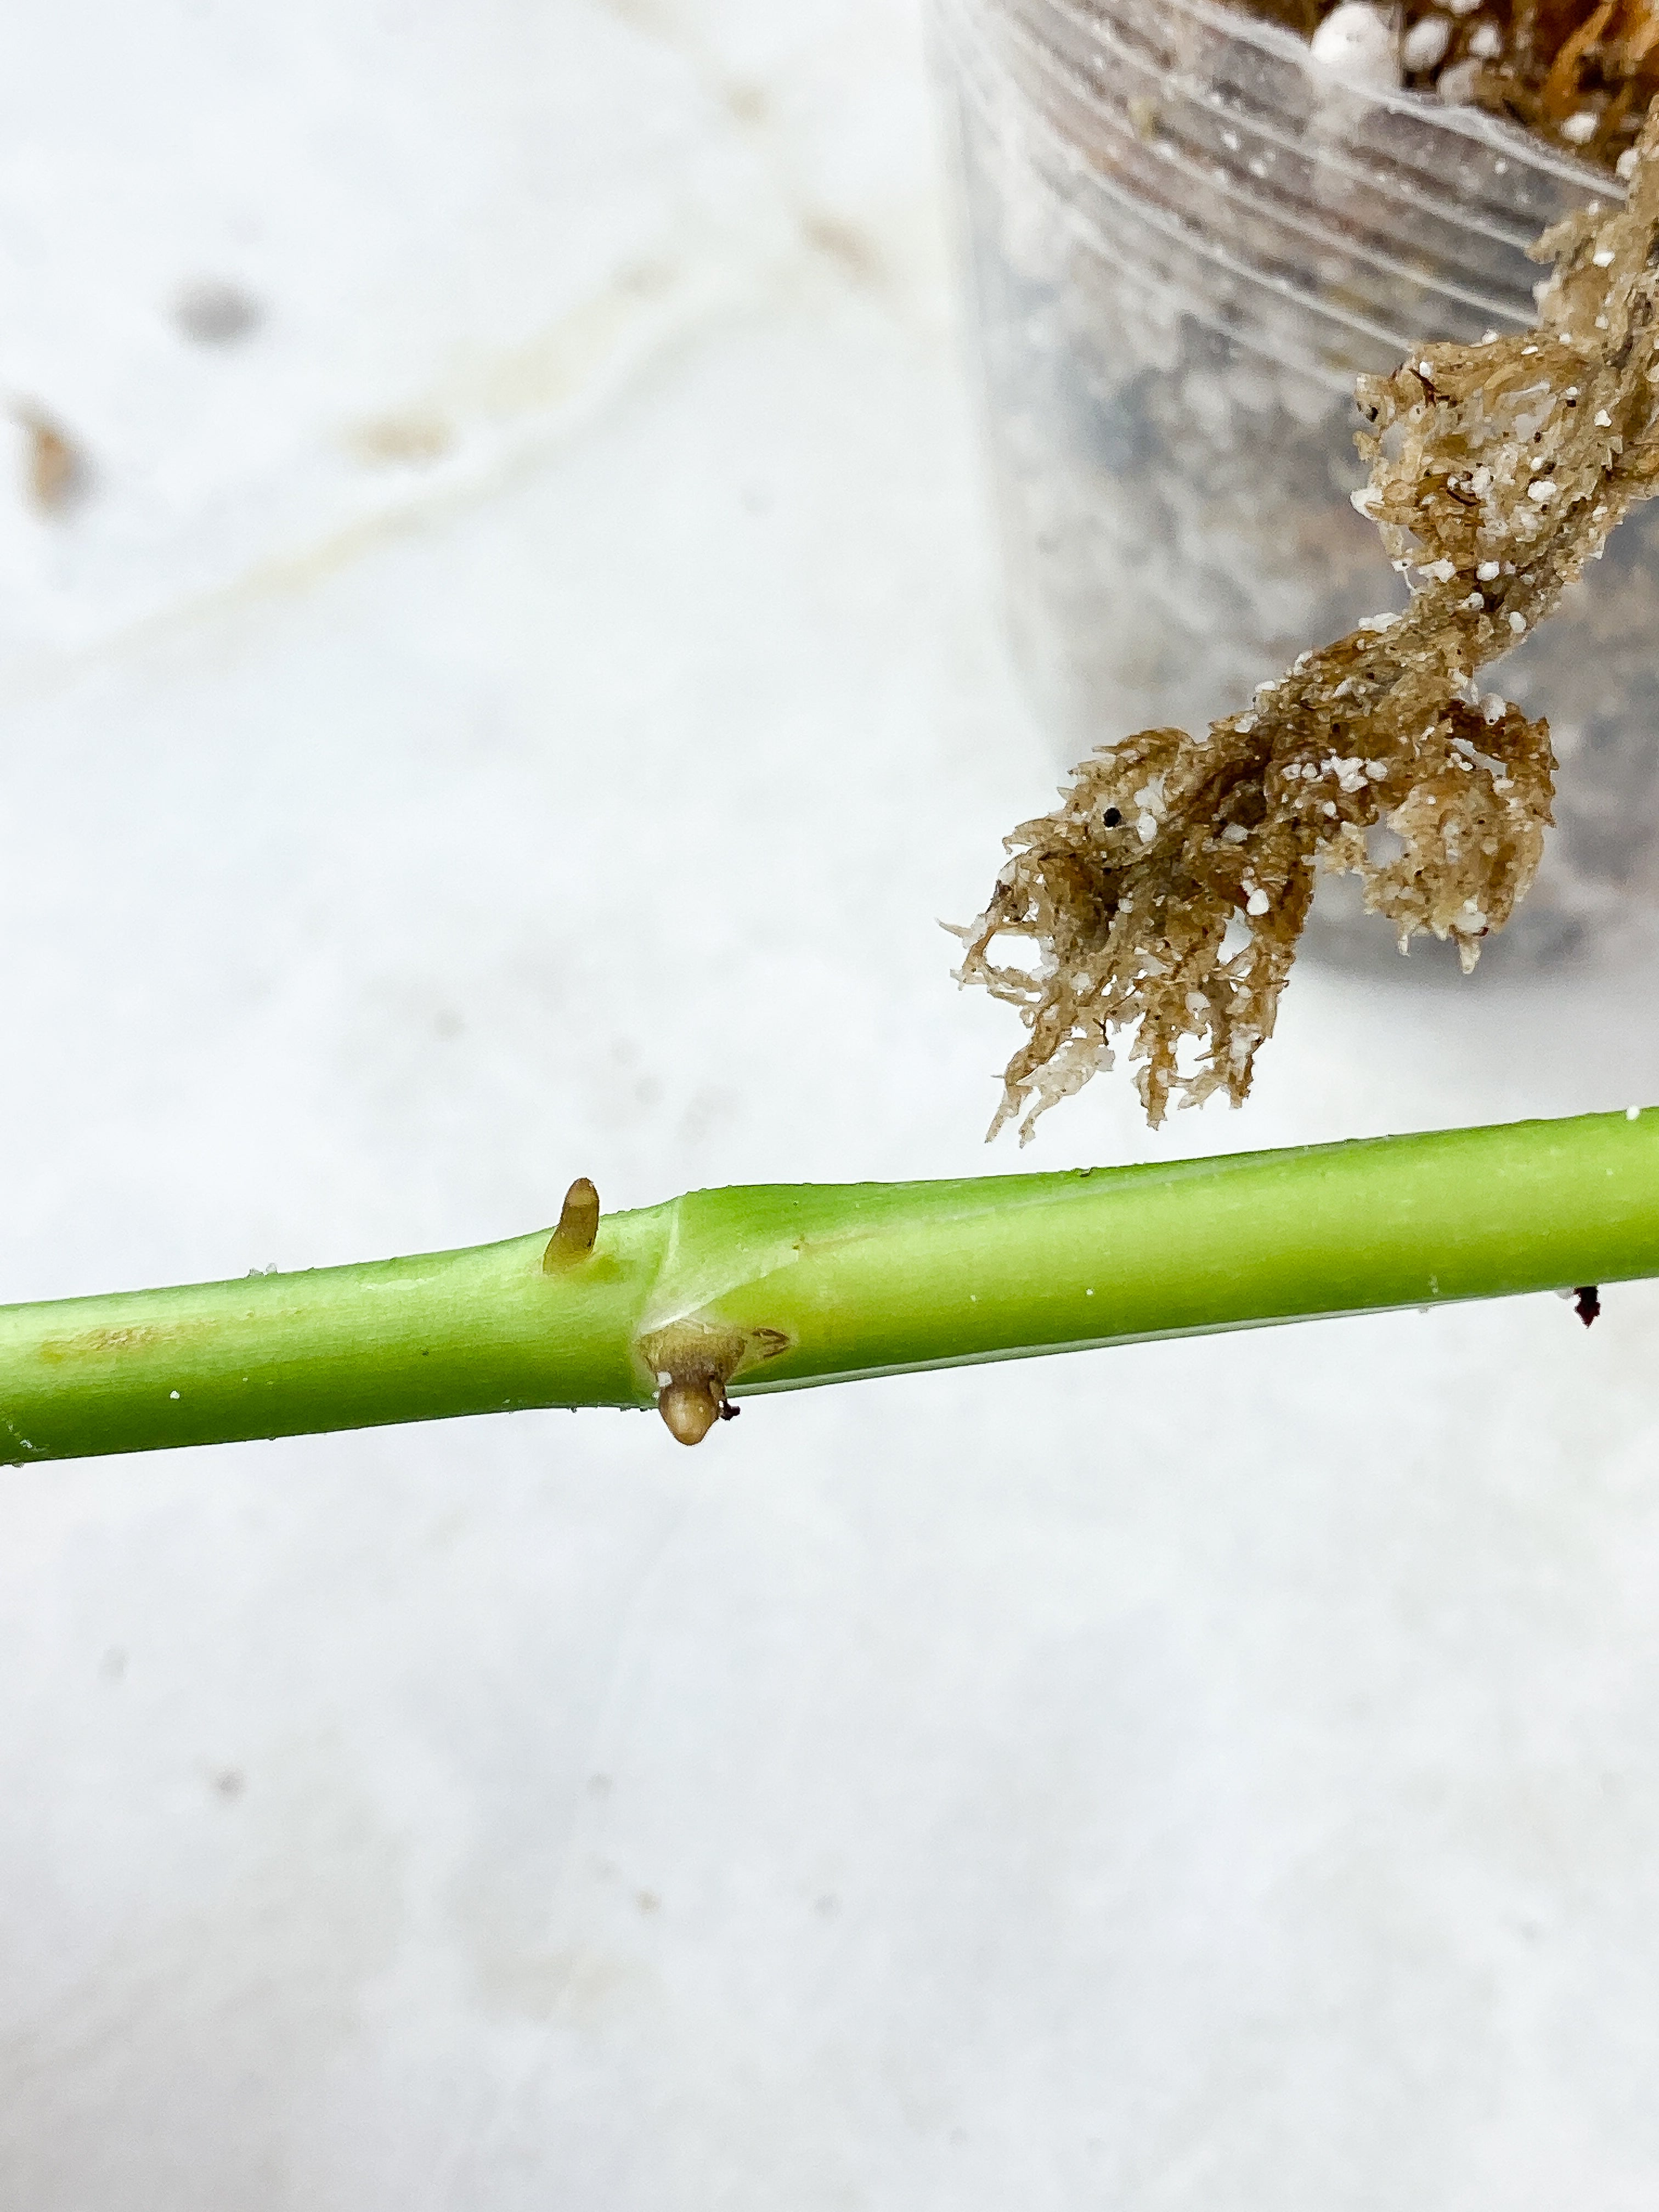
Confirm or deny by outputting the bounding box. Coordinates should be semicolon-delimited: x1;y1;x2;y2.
954;99;1659;1141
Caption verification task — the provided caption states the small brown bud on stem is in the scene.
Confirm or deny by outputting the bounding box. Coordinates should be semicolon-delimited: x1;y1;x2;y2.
657;1379;726;1446
543;1177;600;1269
636;1317;749;1447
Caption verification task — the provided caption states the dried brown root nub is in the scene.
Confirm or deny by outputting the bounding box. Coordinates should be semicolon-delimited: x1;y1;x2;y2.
954;100;1659;1141
543;1177;600;1268
638;1318;747;1447
657;1379;737;1446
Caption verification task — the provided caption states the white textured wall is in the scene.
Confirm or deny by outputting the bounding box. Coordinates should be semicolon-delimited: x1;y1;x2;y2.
3;4;1659;2204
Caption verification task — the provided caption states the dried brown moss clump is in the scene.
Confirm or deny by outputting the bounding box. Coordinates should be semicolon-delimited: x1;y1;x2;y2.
1243;0;1659;173
953;103;1659;1139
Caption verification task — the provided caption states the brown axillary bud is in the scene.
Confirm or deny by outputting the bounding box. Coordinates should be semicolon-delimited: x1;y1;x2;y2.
656;1379;727;1446
542;1177;600;1269
637;1318;748;1447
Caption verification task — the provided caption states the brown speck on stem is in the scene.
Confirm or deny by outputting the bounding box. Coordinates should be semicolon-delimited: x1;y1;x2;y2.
1574;1284;1602;1325
543;1177;600;1269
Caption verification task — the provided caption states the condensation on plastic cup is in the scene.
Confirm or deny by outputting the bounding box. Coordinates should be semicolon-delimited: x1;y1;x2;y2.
935;0;1659;968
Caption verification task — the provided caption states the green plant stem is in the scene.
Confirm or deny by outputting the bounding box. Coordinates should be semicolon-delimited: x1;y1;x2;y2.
2;1107;1656;1465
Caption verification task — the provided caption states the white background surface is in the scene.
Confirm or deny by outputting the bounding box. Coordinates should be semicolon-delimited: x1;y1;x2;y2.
4;3;1659;2204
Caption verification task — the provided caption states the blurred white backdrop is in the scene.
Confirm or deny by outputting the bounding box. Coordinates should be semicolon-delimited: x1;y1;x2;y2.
4;3;1659;2205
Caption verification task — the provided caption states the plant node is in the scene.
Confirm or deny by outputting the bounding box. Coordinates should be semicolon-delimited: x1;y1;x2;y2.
637;1317;747;1446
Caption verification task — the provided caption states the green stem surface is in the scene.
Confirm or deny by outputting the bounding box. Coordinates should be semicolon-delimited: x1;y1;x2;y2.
3;1108;1655;1465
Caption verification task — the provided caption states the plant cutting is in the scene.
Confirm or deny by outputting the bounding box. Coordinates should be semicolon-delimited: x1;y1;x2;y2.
5;37;1659;1465
2;1108;1655;1458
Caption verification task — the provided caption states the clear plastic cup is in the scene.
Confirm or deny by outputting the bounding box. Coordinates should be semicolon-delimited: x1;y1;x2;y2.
934;0;1659;966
